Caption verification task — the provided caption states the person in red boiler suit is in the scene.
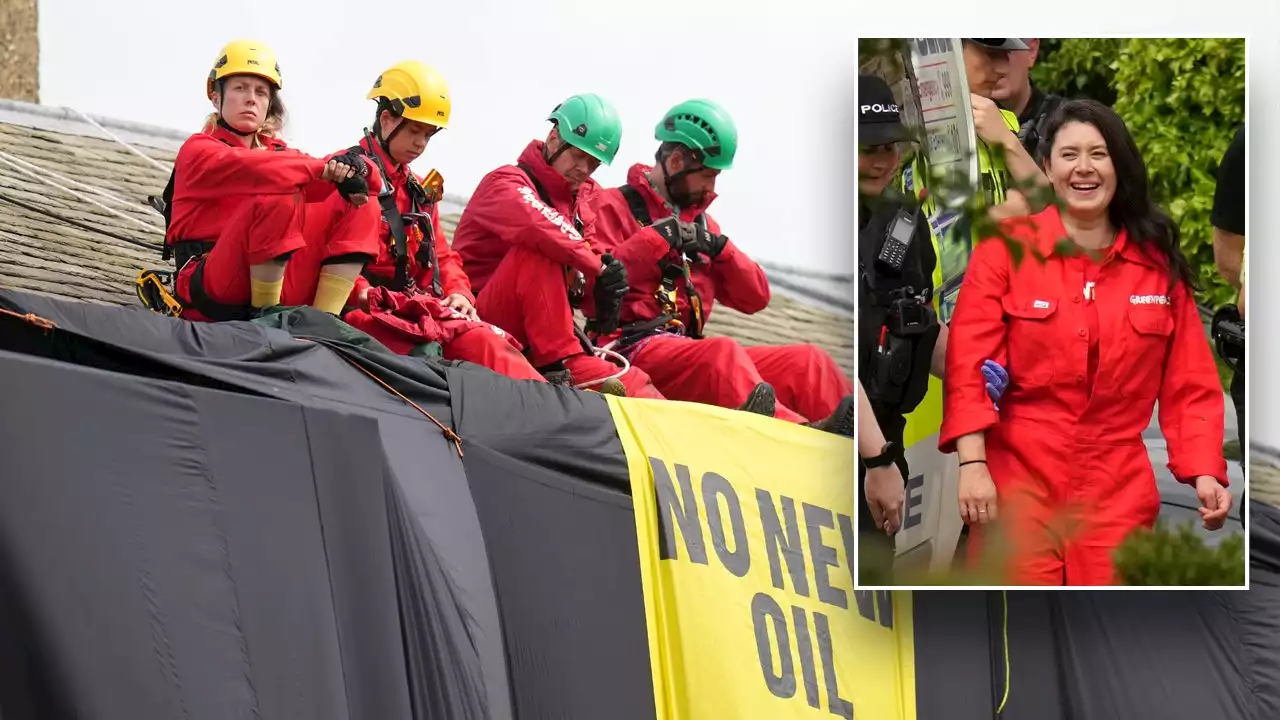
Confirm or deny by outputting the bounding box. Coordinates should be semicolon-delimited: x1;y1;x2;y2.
287;60;543;382
452;94;663;397
940;99;1232;586
163;39;382;322
588;99;855;433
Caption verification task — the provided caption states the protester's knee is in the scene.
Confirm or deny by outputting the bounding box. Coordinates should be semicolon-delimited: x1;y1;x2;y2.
701;335;750;364
249;192;303;219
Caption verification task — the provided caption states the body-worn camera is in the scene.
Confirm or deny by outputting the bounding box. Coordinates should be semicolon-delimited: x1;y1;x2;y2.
1212;304;1245;373
885;286;935;337
864;285;939;412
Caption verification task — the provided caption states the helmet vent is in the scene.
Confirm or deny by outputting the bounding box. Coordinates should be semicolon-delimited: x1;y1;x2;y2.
675;113;719;144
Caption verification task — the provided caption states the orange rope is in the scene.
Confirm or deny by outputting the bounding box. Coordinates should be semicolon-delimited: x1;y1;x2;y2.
339;354;464;458
0;308;56;330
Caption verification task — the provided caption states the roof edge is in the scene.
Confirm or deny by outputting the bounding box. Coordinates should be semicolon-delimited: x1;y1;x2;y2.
0;99;189;152
768;280;855;319
757;259;855;284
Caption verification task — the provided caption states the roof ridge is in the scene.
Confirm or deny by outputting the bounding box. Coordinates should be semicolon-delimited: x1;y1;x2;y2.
758;259;855;283
0;99;189;151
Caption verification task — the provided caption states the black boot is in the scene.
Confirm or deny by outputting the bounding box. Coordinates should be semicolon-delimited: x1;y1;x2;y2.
805;394;855;437
738;382;777;417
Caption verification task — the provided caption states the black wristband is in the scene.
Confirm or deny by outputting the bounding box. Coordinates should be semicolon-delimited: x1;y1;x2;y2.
959;459;987;468
862;441;900;469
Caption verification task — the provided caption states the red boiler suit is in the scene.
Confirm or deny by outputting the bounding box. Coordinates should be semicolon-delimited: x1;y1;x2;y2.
940;206;1228;586
286;137;543;382
452;140;664;397
588;163;853;422
166;125;380;322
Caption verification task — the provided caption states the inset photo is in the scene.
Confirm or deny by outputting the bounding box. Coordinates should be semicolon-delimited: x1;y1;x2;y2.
856;37;1247;588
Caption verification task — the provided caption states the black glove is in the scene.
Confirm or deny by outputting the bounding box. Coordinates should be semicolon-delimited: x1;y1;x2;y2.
694;231;728;260
330;150;369;179
337;175;369;202
679;221;727;261
593;253;629;336
649;217;683;251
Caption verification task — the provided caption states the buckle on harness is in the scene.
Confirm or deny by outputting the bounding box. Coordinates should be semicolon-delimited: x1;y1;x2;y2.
136;268;184;317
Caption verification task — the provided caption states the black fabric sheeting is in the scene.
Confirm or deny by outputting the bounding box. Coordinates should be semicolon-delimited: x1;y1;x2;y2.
445;361;631;491
913;519;1280;720
0;353;349;718
912;591;1002;720
462;443;656;720
0;287;647;718
0;348;502;719
0;290;453;424
0;289;514;716
1237;501;1280;719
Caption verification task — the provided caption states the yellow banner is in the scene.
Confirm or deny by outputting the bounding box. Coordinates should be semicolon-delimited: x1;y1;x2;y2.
606;397;917;720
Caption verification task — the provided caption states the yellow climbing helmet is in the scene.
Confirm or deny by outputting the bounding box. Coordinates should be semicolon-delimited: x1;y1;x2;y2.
207;39;282;99
367;60;451;129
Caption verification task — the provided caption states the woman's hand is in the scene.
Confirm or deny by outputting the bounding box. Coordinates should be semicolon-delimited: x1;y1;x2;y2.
321;159;357;183
1194;476;1233;530
442;293;479;321
864;464;906;535
958;461;999;525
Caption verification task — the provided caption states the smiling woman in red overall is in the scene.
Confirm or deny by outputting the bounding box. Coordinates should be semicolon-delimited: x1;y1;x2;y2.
940;99;1232;586
164;40;381;322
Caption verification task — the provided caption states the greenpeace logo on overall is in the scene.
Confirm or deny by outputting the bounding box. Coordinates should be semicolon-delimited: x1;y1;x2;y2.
517;186;582;241
1130;294;1170;305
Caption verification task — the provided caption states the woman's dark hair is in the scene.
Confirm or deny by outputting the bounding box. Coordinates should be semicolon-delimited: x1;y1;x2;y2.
1038;99;1197;291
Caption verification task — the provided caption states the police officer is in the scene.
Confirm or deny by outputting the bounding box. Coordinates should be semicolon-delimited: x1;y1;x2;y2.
1211;125;1245;479
991;38;1066;159
858;73;1009;581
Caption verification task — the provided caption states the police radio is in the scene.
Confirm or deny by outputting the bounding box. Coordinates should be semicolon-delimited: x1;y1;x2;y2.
876;209;917;272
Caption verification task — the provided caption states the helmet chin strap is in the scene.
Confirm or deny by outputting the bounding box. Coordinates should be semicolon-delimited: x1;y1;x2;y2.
374;102;414;163
542;134;570;165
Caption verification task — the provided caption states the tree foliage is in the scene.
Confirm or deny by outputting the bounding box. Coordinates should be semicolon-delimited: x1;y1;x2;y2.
1032;38;1246;307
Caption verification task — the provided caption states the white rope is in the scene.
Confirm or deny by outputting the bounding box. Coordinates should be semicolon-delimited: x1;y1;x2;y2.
0;151;165;235
68;106;174;174
573;345;632;390
0;147;164;220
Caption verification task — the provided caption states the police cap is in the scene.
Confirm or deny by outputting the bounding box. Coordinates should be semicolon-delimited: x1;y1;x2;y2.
965;38;1030;51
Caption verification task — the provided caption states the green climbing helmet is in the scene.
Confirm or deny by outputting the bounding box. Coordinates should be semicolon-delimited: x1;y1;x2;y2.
547;93;622;165
655;99;738;170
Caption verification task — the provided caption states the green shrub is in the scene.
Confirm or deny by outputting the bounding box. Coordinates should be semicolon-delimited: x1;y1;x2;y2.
1112;521;1245;586
1033;38;1246;308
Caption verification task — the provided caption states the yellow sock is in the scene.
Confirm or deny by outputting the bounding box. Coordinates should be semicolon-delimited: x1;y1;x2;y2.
312;271;356;315
250;277;284;308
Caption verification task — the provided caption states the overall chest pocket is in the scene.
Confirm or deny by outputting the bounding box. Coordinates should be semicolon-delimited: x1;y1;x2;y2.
1001;296;1059;387
1117;304;1174;401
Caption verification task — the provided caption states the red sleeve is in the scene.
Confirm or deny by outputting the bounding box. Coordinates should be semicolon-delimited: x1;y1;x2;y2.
303;152;384;203
465;170;602;277
938;236;1010;453
611;225;674;296
706;217;770;313
1158;282;1228;485
174;134;325;200
429;209;474;302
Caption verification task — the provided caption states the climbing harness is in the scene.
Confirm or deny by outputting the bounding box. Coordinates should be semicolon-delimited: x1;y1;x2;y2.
353;129;444;296
515;162;630;389
135;269;183;317
615;181;707;342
